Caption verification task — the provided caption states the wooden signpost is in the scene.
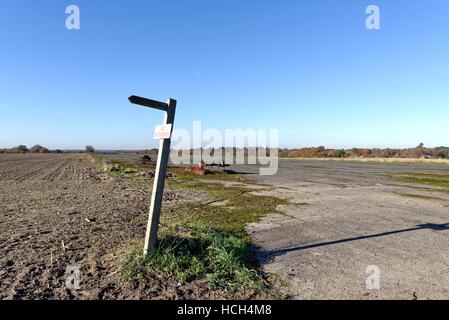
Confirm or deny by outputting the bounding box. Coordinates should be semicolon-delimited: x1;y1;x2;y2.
128;95;177;255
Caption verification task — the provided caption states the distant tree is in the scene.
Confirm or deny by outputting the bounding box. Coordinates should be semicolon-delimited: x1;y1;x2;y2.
436;148;448;159
335;150;347;158
11;145;29;153
278;148;289;158
30;145;49;153
347;148;361;157
412;143;425;158
360;149;372;157
280;145;449;160
327;149;347;158
85;145;95;153
381;148;394;158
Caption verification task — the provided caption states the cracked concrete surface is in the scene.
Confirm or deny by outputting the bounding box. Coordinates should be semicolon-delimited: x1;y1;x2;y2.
234;160;449;300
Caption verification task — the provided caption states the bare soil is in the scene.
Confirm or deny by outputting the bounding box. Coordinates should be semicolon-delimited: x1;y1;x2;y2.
0;154;215;300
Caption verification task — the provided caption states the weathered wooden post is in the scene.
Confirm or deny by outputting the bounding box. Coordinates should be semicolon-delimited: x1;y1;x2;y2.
128;95;177;255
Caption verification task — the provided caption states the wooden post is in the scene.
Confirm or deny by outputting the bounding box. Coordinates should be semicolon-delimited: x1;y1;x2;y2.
128;96;177;255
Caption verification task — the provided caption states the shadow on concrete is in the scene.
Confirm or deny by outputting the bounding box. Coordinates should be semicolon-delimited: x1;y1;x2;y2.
224;169;254;175
257;223;449;262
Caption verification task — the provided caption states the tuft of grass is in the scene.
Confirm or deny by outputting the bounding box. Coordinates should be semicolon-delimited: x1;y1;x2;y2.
90;154;146;178
109;164;140;175
122;224;265;294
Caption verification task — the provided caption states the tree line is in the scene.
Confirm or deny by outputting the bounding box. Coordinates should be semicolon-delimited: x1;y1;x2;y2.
2;144;448;159
0;145;96;154
279;144;449;159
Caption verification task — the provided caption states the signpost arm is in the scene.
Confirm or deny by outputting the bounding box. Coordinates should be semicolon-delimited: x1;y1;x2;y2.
143;99;177;255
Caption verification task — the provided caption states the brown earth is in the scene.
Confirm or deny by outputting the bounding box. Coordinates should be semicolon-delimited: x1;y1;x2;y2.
0;154;215;300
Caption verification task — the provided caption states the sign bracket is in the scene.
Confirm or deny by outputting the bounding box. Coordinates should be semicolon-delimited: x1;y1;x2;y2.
128;95;177;255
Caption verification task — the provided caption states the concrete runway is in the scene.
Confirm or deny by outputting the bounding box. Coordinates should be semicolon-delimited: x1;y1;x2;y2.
233;160;449;299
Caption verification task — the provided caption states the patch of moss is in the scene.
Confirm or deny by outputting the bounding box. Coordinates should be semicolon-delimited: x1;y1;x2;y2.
394;175;449;189
391;171;449;194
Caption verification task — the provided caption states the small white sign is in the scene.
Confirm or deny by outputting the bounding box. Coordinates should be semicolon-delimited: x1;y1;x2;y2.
154;124;172;140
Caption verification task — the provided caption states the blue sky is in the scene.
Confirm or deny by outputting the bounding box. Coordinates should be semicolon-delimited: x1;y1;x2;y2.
0;0;448;149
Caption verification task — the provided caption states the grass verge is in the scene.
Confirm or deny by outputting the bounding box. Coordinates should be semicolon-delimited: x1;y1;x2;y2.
122;224;265;294
91;154;287;297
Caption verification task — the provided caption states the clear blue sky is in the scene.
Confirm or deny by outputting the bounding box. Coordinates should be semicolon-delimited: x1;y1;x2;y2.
1;0;448;150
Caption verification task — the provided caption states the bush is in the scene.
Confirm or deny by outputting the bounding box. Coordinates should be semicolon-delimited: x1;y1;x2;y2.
85;145;95;153
437;148;448;159
10;145;29;153
30;145;49;153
